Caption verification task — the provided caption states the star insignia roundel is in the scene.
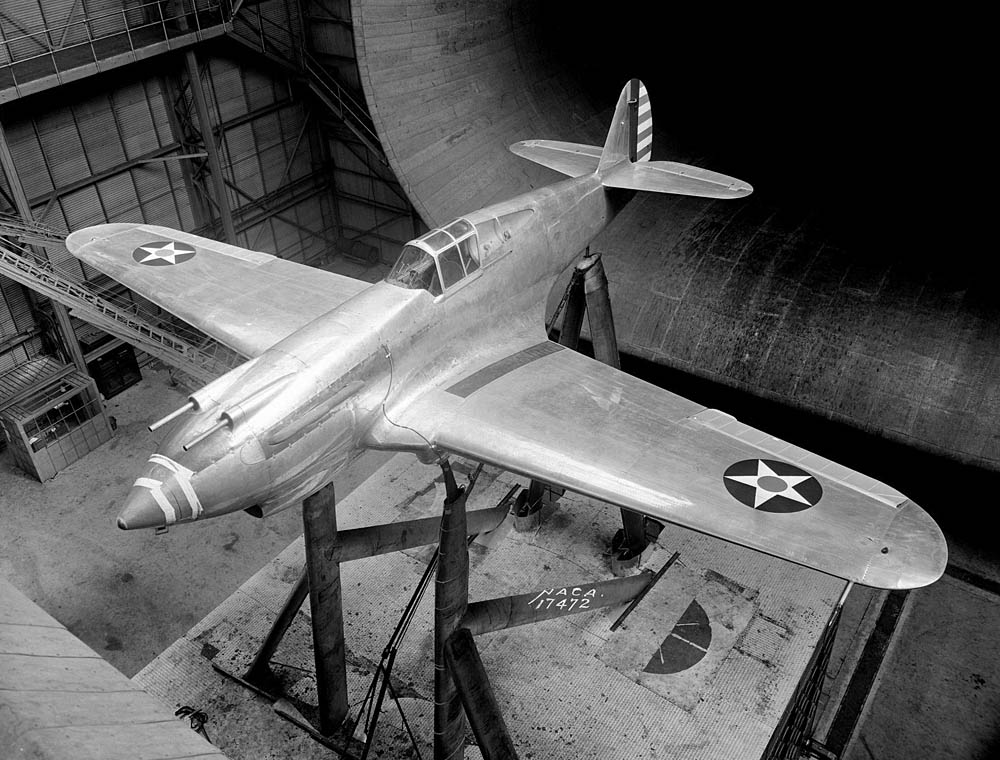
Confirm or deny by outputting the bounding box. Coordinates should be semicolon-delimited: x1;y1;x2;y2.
723;459;822;513
132;240;197;266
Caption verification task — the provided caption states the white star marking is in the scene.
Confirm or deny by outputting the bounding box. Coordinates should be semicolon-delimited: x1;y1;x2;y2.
724;460;814;509
135;241;194;264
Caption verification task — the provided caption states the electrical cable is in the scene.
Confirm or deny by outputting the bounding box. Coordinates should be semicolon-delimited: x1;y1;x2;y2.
377;342;441;460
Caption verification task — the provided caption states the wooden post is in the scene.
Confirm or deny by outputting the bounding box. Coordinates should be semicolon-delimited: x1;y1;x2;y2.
219;499;509;700
515;259;588;532
579;252;659;573
580;252;620;370
445;628;519;760
244;569;309;687
434;460;469;760
555;264;587;350
302;483;348;734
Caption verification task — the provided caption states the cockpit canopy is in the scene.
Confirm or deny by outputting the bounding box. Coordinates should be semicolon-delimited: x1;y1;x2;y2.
386;219;480;296
385;209;535;296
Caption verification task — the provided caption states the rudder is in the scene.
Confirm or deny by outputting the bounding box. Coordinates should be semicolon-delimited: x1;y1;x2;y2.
599;78;651;171
510;78;751;199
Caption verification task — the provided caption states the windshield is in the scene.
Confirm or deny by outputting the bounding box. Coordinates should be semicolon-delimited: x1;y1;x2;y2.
385;244;442;295
385;218;484;296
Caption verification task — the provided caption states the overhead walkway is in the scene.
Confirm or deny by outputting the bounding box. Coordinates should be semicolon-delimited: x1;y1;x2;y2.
0;214;244;382
0;0;232;103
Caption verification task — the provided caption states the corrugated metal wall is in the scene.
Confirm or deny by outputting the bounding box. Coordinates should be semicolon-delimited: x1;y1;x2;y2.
328;138;415;264
198;53;334;263
2;49;334;255
1;75;193;284
2;0;421;373
0;0;50;64
0;277;41;374
1;37;345;369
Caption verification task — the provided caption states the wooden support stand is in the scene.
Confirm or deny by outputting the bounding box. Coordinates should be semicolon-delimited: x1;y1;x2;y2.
243;570;308;687
433;457;672;760
215;472;510;746
536;249;663;573
302;483;349;734
444;628;519;760
434;460;469;760
217;457;665;758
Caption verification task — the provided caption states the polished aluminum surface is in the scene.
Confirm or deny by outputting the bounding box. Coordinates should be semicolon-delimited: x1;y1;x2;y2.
65;81;946;589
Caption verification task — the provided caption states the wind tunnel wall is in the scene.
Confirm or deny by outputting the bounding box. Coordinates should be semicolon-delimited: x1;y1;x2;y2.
351;1;1000;478
352;1;618;225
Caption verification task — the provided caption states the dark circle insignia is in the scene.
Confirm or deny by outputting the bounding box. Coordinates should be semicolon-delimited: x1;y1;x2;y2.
131;240;197;266
723;458;822;513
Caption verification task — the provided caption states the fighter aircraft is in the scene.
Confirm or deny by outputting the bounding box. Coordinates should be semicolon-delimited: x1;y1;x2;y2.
66;80;947;590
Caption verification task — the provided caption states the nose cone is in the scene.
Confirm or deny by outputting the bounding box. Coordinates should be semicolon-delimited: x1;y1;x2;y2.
118;483;171;530
117;441;272;529
863;499;949;589
116;456;203;530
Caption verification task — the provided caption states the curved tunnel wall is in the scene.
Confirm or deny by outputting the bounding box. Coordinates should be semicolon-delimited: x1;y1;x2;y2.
352;1;614;225
351;0;999;475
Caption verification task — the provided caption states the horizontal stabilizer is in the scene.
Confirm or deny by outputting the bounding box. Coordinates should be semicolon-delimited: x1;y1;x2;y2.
509;140;602;178
601;160;753;199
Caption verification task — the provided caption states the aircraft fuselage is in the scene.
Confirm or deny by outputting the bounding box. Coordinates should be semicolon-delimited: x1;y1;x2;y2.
118;173;625;529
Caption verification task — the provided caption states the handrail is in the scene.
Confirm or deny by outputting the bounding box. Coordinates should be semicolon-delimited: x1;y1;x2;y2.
0;1;230;50
301;52;377;137
226;8;383;155
1;1;231;92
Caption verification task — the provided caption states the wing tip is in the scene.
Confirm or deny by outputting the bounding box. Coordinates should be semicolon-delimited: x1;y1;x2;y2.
862;499;948;589
65;223;145;254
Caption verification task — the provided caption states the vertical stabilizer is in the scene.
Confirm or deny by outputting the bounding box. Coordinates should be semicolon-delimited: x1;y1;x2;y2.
599;79;650;171
510;78;751;199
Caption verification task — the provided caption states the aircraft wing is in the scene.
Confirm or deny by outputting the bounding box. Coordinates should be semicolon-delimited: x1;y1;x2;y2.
386;341;947;589
65;224;369;357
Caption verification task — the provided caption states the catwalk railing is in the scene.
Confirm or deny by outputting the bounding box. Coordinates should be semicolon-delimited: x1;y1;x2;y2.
227;5;385;160
0;0;233;101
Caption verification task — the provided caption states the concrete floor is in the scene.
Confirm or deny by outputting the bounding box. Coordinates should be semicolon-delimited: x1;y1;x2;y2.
0;365;391;677
1;369;998;758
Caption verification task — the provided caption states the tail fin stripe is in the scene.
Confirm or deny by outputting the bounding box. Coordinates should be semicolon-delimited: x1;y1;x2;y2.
637;133;653;160
635;82;652;162
511;77;751;198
